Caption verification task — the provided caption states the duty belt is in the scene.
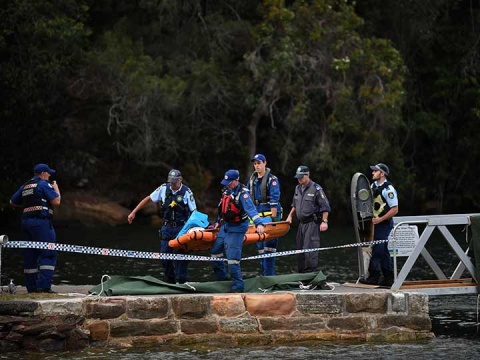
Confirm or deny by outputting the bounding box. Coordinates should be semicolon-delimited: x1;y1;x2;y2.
299;217;314;224
163;220;185;227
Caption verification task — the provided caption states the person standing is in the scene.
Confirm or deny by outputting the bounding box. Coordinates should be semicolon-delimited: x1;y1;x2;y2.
211;169;265;292
360;163;398;287
247;154;281;276
128;169;196;284
10;163;61;293
286;165;331;273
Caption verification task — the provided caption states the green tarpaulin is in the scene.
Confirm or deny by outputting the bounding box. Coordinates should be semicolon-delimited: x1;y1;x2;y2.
89;271;329;296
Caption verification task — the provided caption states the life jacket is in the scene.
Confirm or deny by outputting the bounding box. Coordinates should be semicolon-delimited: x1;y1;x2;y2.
372;180;393;220
248;168;271;205
21;178;54;219
219;189;248;224
162;184;190;222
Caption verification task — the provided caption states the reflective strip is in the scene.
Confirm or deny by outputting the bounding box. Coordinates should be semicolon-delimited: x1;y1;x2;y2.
24;268;38;274
23;206;47;213
251;214;260;221
39;265;55;271
259;212;272;218
264;247;277;252
258;249;265;254
228;260;240;265
211;253;224;259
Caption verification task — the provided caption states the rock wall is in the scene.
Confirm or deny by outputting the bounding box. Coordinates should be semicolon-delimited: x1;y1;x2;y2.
0;291;434;352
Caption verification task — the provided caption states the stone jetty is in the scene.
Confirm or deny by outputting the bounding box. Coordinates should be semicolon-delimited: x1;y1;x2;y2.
0;285;434;352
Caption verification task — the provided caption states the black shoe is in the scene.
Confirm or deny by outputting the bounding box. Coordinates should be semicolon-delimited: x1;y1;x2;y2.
359;277;380;285
379;271;394;287
378;278;394;287
36;288;57;294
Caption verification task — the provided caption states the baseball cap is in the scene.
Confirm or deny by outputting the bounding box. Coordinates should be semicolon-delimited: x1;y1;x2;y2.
33;163;56;175
167;169;182;183
370;163;390;175
294;165;309;179
251;154;266;162
221;169;240;186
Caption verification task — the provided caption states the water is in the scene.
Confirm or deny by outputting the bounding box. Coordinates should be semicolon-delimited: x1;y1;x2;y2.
0;223;479;358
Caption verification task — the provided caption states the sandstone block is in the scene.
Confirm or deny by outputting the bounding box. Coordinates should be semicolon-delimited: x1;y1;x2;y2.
259;316;326;331
85;299;126;319
171;296;211;319
219;317;258;333
378;314;432;331
35;299;84;316
345;293;387;313
244;293;295;316
296;293;343;314
109;319;178;337
211;295;246;316
407;293;429;315
327;316;367;331
126;297;170;319
180;319;218;334
88;321;109;341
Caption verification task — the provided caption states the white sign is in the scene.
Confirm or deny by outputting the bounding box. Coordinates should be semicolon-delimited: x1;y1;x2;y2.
388;225;419;257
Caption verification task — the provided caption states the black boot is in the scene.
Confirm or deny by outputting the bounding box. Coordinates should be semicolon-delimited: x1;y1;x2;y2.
379;271;394;287
359;270;380;285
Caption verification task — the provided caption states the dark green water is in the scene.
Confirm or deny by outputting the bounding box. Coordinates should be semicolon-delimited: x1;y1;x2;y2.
0;223;479;358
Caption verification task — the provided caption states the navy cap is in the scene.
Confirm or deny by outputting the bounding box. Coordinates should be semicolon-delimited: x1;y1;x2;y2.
370;163;390;176
167;169;182;183
251;154;266;162
221;169;240;186
33;163;56;175
294;165;309;179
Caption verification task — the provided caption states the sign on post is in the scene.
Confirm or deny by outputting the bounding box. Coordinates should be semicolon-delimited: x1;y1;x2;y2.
388;225;419;257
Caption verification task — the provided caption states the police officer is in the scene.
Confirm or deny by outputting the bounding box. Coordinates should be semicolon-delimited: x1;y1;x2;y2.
128;169;196;284
211;169;265;292
360;163;398;287
247;154;281;276
10;163;61;293
286;165;331;273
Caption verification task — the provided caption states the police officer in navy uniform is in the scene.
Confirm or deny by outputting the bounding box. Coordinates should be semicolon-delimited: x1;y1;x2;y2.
128;169;196;284
247;154;281;276
286;166;331;273
360;163;398;287
211;169;265;292
10;163;61;293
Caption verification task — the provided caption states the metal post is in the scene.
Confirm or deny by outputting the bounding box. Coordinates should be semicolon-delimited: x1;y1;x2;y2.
0;235;9;292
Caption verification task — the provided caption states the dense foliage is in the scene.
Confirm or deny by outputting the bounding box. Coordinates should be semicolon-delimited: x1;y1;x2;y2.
1;0;479;223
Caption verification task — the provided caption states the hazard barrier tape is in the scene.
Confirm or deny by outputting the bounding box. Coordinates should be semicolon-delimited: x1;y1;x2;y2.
1;238;389;262
242;239;389;260
3;241;224;262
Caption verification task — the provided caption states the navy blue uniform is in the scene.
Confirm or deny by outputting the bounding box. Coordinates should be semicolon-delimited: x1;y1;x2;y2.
211;184;263;292
247;169;281;275
11;176;60;292
150;183;196;283
369;180;398;281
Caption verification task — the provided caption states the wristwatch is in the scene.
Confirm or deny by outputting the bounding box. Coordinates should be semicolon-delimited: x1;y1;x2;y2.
322;219;328;224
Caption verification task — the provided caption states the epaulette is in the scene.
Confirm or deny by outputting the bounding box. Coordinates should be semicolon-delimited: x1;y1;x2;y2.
315;184;322;191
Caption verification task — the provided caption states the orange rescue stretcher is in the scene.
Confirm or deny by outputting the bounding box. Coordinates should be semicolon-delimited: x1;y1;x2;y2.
168;221;290;252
